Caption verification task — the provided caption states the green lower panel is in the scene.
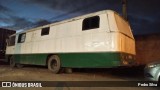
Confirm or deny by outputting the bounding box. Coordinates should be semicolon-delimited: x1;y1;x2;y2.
11;52;135;68
14;54;48;65
59;52;122;68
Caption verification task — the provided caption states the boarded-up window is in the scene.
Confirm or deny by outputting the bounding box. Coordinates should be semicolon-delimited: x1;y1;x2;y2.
82;16;100;30
18;33;26;43
41;27;50;36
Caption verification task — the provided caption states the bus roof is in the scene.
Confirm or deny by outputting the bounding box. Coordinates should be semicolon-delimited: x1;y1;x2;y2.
10;10;125;36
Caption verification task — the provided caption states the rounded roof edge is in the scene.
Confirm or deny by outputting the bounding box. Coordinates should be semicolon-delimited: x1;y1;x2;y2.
13;10;118;35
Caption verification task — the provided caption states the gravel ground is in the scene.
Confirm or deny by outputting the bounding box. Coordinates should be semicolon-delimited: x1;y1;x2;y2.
0;61;159;90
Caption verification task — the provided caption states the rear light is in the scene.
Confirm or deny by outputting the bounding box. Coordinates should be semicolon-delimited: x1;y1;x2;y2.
122;60;128;65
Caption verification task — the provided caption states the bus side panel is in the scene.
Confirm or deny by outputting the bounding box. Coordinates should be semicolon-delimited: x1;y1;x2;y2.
59;52;122;68
13;54;48;65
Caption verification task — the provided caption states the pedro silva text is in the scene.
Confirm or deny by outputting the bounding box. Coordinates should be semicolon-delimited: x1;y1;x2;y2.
138;82;157;87
5;82;42;87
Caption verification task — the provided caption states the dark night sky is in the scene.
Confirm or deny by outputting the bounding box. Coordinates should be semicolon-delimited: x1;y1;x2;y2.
0;0;160;35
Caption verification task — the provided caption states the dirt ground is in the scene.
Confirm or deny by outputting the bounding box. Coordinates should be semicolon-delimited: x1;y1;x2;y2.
0;61;159;90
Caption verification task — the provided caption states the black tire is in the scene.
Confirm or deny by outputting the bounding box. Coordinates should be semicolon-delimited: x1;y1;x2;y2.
48;55;61;74
9;56;16;68
16;64;24;68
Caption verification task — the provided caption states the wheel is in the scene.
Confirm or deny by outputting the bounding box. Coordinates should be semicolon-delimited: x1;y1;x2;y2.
9;56;16;68
48;55;61;74
16;63;24;68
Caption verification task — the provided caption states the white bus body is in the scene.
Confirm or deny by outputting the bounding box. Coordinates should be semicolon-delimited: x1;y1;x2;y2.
6;10;135;73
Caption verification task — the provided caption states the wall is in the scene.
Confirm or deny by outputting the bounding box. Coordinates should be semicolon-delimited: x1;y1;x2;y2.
135;34;160;65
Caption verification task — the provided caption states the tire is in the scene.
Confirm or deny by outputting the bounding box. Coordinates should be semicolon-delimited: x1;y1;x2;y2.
9;56;16;68
48;55;61;74
16;64;24;68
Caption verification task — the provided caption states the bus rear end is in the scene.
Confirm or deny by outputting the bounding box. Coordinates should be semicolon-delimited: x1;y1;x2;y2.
107;11;136;66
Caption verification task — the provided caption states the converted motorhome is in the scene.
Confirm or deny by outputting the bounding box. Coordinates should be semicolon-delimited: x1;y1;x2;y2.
6;10;135;73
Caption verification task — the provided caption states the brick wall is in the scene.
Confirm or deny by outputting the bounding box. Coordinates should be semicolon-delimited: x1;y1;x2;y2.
135;34;160;65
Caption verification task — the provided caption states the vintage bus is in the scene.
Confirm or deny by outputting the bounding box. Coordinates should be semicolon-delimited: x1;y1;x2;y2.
6;10;136;73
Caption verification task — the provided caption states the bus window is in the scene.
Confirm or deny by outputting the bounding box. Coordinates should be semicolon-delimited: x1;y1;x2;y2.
18;33;26;43
41;27;50;36
82;16;100;30
8;36;16;46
